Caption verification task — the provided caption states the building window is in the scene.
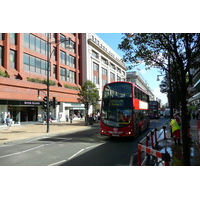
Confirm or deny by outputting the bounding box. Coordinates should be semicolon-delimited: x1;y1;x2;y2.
60;51;75;68
69;70;75;83
24;33;48;55
110;72;115;80
117;75;121;81
102;79;107;86
10;33;16;45
92;50;99;59
0;46;3;66
69;55;75;68
24;53;47;75
117;67;121;73
102;68;107;76
60;34;75;53
10;50;16;69
101;57;108;65
60;67;66;81
53;65;57;79
110;63;115;70
93;62;99;71
93;75;99;84
60;67;75;83
60;51;66;65
0;33;4;41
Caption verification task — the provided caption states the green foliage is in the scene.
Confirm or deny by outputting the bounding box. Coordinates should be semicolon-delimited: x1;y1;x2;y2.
0;69;9;78
77;80;100;107
27;77;56;86
64;84;79;90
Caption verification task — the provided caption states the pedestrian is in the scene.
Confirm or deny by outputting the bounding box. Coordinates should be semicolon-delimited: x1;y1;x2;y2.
6;115;11;129
197;110;200;120
69;113;73;124
175;113;181;126
57;112;62;122
80;113;83;120
192;111;196;119
43;113;47;125
49;113;53;123
66;114;69;122
170;118;181;145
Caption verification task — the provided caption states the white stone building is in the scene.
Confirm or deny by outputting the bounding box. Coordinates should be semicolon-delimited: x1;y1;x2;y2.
81;33;126;114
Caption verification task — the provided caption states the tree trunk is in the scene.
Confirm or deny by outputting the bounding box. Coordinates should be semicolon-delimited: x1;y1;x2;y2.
180;82;190;165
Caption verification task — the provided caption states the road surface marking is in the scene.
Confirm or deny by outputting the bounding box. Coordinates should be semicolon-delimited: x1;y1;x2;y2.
21;145;45;153
0;144;46;159
0;152;21;158
68;149;84;160
49;160;67;166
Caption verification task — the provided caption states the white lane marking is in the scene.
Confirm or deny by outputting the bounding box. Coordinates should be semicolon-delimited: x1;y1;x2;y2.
68;149;84;160
21;145;45;153
48;142;104;166
85;143;103;150
0;152;21;158
49;160;67;166
0;144;46;159
129;152;137;166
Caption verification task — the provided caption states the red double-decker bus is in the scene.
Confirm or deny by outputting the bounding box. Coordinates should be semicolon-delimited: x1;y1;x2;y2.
149;101;160;119
100;81;150;137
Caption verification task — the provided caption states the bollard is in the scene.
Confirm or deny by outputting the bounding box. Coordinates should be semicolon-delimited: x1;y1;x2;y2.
146;135;149;156
146;135;149;147
162;150;171;166
138;144;142;166
154;128;158;146
163;125;167;139
150;131;154;148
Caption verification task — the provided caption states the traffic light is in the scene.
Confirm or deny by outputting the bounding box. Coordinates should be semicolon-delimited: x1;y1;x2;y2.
85;102;89;110
52;97;57;109
49;101;53;108
43;96;47;109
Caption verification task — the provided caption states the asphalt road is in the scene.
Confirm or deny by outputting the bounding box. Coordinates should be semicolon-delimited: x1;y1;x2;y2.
0;117;169;166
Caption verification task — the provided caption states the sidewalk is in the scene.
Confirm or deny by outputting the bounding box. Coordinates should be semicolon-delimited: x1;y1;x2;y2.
157;118;200;166
0;120;99;145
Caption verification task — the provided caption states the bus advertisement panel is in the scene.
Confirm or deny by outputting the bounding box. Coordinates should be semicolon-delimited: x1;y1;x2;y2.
100;81;150;137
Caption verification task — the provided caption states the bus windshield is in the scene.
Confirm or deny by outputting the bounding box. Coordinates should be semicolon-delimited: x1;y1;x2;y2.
103;82;132;98
102;82;133;128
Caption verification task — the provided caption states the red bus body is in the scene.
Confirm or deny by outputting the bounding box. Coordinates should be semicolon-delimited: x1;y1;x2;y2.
100;82;150;137
149;101;160;119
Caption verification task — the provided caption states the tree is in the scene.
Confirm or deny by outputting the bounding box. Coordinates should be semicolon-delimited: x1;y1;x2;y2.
119;33;200;165
77;80;100;125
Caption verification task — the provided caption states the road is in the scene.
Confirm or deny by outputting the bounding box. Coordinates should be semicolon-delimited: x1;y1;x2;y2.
0;117;169;166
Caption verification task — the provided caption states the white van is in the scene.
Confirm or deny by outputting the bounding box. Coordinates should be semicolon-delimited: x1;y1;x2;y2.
164;109;170;118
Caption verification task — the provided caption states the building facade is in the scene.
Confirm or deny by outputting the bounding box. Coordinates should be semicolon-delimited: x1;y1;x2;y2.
0;33;84;123
81;33;126;114
188;68;200;110
126;71;155;101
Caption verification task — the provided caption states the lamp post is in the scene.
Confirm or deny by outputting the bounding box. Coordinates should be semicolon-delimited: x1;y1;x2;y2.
156;74;165;81
45;34;72;133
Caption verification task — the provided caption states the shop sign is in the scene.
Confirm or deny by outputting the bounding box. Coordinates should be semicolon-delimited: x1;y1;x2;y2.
22;101;42;105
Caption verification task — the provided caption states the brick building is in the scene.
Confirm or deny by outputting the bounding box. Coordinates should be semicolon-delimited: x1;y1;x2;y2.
0;33;83;123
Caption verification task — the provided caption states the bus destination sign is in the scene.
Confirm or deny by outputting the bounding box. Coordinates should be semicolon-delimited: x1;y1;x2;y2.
110;99;124;107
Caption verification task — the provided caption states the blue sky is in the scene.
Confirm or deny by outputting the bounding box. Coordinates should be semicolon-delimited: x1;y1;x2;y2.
96;33;168;105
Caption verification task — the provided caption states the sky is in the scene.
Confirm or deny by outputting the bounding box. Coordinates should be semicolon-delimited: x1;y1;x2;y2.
96;33;168;105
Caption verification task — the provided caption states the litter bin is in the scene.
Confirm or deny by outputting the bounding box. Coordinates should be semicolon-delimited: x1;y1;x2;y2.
89;117;94;125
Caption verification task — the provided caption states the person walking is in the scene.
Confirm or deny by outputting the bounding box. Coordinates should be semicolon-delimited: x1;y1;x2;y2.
57;112;62;122
170;117;181;145
6;115;11;129
69;113;73;124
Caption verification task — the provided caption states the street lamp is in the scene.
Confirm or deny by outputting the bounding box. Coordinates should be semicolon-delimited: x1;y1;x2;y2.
46;34;73;133
156;74;165;81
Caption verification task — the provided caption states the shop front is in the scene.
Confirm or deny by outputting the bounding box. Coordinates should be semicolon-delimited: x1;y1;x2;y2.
0;100;42;123
64;103;85;120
